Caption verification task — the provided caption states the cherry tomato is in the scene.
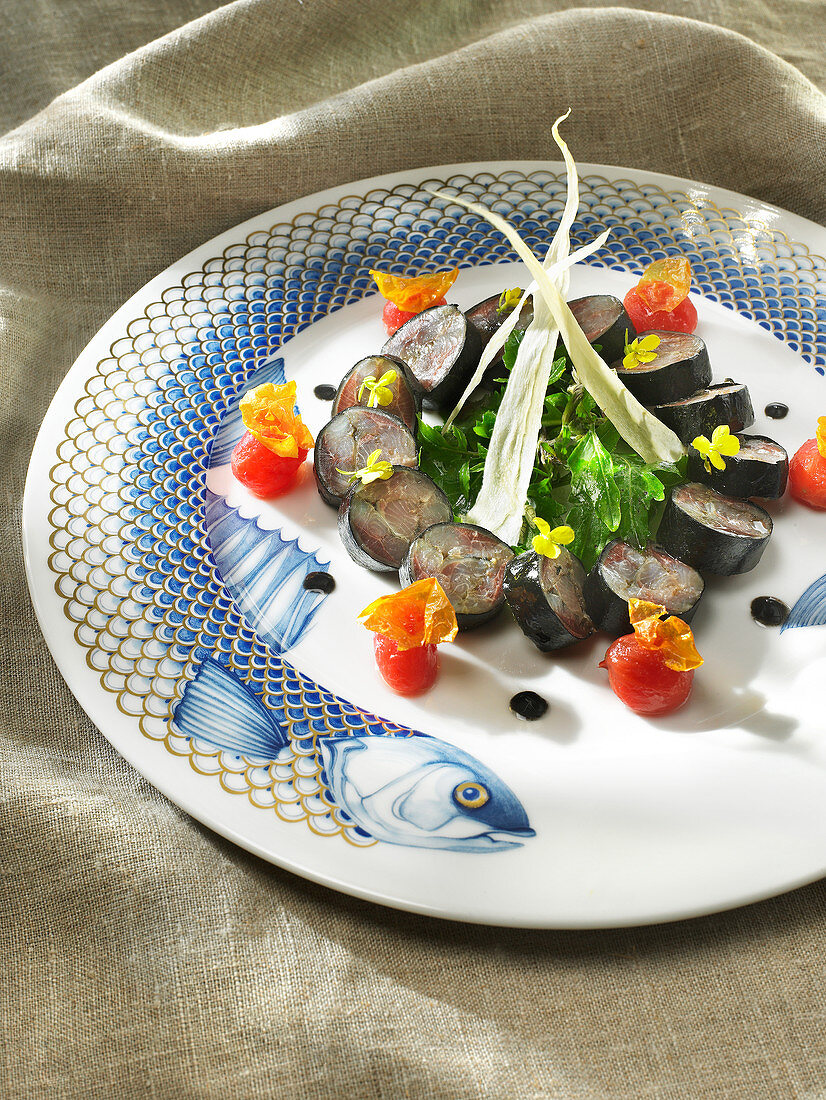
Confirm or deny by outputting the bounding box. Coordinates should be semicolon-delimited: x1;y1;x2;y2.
373;634;439;696
623;287;698;334
789;437;826;510
231;431;307;497
382;297;446;335
599;634;694;716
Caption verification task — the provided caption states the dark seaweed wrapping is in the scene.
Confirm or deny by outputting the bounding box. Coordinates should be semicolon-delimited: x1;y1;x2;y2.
503;549;593;652
650;383;755;443
401;521;513;629
612;331;712;405
656;485;773;575
568;294;636;364
338;467;451;571
686;434;789;500
464;294;533;369
583;540;705;637
331;354;421;432
382;304;483;411
313;406;417;508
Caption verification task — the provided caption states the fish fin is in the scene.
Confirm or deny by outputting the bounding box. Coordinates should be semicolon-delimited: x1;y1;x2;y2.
173;658;287;758
204;489;330;654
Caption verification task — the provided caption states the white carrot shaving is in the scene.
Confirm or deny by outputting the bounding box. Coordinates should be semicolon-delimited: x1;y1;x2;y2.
426;118;684;547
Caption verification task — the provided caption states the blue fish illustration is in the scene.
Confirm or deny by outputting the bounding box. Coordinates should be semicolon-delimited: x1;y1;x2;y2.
205;490;329;654
782;572;826;632
174;659;535;853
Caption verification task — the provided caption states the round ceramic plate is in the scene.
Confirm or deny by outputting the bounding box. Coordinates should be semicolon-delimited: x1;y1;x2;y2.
23;162;826;928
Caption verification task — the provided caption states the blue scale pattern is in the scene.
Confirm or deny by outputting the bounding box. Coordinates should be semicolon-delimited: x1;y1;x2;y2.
48;168;826;798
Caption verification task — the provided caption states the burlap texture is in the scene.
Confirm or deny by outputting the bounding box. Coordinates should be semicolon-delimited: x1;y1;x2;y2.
2;2;825;1097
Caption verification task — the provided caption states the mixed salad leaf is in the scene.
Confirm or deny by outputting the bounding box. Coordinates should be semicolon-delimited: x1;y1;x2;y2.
418;326;688;571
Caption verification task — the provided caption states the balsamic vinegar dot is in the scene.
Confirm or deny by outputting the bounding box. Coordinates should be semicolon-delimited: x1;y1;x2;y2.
750;596;789;627
510;691;548;721
314;384;337;401
303;571;335;594
764;403;788;420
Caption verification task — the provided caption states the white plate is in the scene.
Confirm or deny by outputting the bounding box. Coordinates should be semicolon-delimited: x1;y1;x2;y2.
23;161;826;928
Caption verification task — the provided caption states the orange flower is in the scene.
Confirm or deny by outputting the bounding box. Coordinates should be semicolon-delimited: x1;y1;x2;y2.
816;415;826;459
628;598;703;672
239;381;314;458
359;578;458;651
369;268;458;312
635;257;692;312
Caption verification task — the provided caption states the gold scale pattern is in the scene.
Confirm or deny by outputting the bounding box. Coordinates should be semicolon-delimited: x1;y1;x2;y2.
46;169;826;844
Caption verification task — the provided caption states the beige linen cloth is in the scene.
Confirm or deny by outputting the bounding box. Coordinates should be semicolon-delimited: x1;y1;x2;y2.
2;2;825;1097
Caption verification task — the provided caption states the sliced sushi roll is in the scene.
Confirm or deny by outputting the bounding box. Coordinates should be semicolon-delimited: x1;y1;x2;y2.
687;433;789;500
338;467;452;572
382;303;483;411
503;548;594;652
465;293;533;366
650;382;754;443
656;483;773;575
331;354;421;433
314;406;417;508
584;540;705;637
612;330;712;405
568;294;636;364
401;522;514;629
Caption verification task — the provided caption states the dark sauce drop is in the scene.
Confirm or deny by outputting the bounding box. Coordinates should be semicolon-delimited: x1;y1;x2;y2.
314;384;337;401
303;571;335;594
750;596;789;627
765;402;788;420
510;691;548;721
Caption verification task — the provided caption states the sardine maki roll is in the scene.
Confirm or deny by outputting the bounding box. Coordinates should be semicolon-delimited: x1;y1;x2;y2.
657;483;773;576
687;433;789;500
338;467;452;572
612;330;712;405
401;522;514;629
503;548;594;652
568;294;635;364
465;293;533;366
584;540;705;637
314;406;417;508
382;303;483;411
331;354;421;433
650;382;754;443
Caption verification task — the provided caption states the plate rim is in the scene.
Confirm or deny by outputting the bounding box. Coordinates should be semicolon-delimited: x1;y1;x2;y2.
22;157;826;929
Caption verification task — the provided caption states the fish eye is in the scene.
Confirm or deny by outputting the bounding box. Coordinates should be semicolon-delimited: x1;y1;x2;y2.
453;782;490;809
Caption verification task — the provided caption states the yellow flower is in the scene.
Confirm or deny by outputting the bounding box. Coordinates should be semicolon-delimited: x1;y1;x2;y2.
816;416;826;459
531;519;575;559
691;424;741;473
336;449;394;486
622;332;661;370
357;369;397;408
497;287;523;312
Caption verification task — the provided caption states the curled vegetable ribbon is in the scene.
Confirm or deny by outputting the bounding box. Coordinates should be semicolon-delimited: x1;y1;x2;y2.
359;578;458;651
369;267;458;312
635;257;692;312
239;381;314;458
532;519;575;560
497;287;523;313
816;416;826;458
336;449;394;486
628;599;703;672
357;369;397;408
691;424;741;473
622;332;661;370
